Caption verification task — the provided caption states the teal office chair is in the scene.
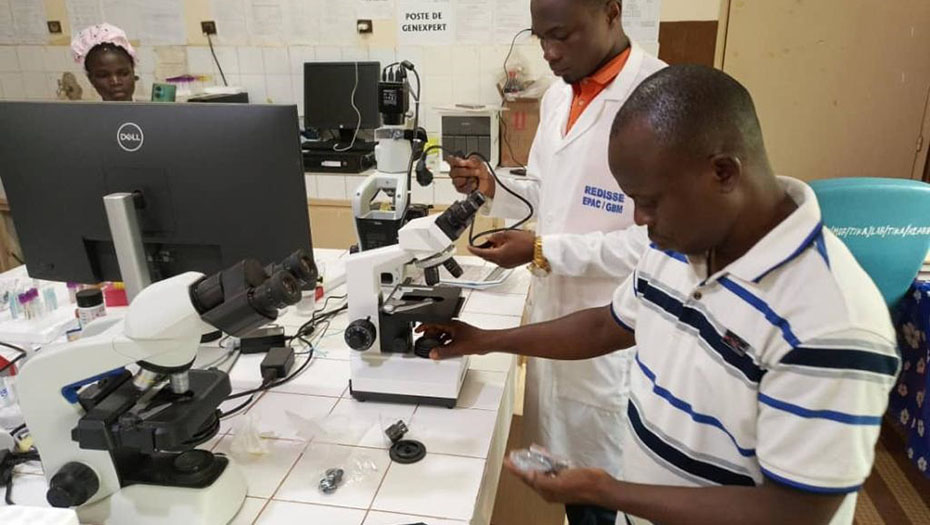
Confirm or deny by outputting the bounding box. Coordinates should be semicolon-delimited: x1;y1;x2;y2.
810;177;930;306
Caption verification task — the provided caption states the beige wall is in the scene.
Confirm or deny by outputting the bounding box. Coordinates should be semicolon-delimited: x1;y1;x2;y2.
661;0;722;21
721;0;930;181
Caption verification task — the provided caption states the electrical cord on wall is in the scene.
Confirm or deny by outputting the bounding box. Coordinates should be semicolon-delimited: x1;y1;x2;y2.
206;33;228;87
334;61;362;152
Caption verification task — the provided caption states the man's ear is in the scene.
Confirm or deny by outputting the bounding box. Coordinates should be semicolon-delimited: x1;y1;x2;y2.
607;1;622;27
710;154;742;193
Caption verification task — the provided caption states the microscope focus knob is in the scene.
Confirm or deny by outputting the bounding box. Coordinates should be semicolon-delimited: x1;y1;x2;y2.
345;318;377;351
47;462;99;508
442;257;464;279
424;265;441;286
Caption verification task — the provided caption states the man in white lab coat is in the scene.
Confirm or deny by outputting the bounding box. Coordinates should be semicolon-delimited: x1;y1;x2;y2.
449;1;664;523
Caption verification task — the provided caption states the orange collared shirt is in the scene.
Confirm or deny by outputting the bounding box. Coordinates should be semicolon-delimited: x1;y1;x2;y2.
566;47;632;133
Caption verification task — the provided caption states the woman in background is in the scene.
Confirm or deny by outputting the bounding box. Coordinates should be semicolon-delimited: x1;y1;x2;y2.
70;23;137;101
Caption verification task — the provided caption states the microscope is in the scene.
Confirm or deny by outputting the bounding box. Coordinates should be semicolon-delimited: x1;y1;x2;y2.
344;191;486;408
15;251;315;525
351;62;431;285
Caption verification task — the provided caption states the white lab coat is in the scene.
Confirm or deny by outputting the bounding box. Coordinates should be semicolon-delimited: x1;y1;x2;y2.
489;43;665;478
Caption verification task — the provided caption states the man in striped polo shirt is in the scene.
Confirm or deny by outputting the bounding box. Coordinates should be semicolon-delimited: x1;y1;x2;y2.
420;65;900;524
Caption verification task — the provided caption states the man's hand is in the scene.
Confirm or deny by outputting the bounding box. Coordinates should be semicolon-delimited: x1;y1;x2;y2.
468;230;535;268
504;457;613;506
448;155;495;198
415;321;494;360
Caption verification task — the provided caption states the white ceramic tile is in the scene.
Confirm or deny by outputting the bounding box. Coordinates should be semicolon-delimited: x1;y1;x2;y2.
479;268;531;296
457;369;507;411
273;357;350;397
239;73;267;103
342;47;369;62
395;46;423;67
363;511;467;525
266;74;294;104
316;397;416;449
213;46;240;75
186;47;213;74
452;79;481;106
467;352;516;373
458;312;523;330
479;82;501;106
0;474;49;507
368;48;395;69
263;47;290;74
407;406;496;458
433;178;459;205
318;175;348;200
0;47;20;72
422;75;453;107
44;72;62;99
291;75;306;115
214;435;305;498
238;47;265;74
314;46;342;62
137;74;155;99
256;500;365;525
275;442;390;509
224;74;242;87
42;46;70;73
230;496;267;525
238;392;337;440
464;290;527;316
304;174;319;198
289;45;315;75
16;46;44;72
479;45;507;76
134;46;156;74
423;46;452;77
22;72;49;99
371;454;485;520
451;47;480;80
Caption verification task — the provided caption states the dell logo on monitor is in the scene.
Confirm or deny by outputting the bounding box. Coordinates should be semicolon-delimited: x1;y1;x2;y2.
116;122;144;152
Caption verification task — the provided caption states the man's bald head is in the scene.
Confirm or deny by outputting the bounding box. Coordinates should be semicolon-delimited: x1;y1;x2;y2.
611;65;766;161
606;65;778;256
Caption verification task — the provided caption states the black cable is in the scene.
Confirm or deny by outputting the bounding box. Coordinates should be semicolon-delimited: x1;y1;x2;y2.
9;424;24;435
219;394;255;419
421;145;534;246
0;340;27;374
225;343;316;401
0;354;24;375
206;33;228;86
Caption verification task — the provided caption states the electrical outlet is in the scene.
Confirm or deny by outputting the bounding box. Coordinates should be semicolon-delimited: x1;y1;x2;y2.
201;21;217;35
357;19;373;34
47;21;62;34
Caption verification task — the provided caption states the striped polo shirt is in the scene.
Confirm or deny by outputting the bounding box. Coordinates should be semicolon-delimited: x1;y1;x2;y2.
610;177;900;524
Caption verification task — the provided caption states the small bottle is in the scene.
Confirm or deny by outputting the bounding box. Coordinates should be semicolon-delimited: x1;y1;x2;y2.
76;288;106;329
9;292;19;320
66;282;80;304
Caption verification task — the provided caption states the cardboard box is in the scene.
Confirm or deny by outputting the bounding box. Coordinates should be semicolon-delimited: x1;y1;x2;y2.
500;97;541;167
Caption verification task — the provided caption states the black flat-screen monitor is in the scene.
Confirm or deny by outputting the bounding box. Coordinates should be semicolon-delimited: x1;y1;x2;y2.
304;61;380;136
0;101;313;284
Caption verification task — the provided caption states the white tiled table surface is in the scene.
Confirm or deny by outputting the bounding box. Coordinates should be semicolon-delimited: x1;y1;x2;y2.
2;249;530;525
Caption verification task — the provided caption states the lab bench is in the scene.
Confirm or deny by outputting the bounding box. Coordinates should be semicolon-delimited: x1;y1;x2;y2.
0;248;531;525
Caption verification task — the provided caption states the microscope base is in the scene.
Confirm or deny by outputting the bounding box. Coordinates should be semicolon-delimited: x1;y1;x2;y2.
350;354;468;409
77;458;247;525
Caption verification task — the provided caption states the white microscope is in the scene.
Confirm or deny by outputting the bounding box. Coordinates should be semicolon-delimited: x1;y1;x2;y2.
344;191;486;408
15;252;314;525
351;61;431;285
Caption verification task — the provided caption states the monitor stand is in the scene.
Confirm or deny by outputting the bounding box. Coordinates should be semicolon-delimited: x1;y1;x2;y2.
103;192;152;303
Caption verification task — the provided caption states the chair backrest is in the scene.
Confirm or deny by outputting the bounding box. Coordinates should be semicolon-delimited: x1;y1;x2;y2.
809;177;930;306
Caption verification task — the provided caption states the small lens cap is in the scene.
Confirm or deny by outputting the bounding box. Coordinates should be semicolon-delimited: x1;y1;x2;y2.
390;439;427;464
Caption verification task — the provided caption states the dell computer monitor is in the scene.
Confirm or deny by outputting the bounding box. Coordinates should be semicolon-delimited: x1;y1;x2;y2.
0;101;313;284
304;61;380;140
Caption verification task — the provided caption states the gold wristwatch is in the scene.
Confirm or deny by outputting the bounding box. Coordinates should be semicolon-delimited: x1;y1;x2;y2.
528;235;551;276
